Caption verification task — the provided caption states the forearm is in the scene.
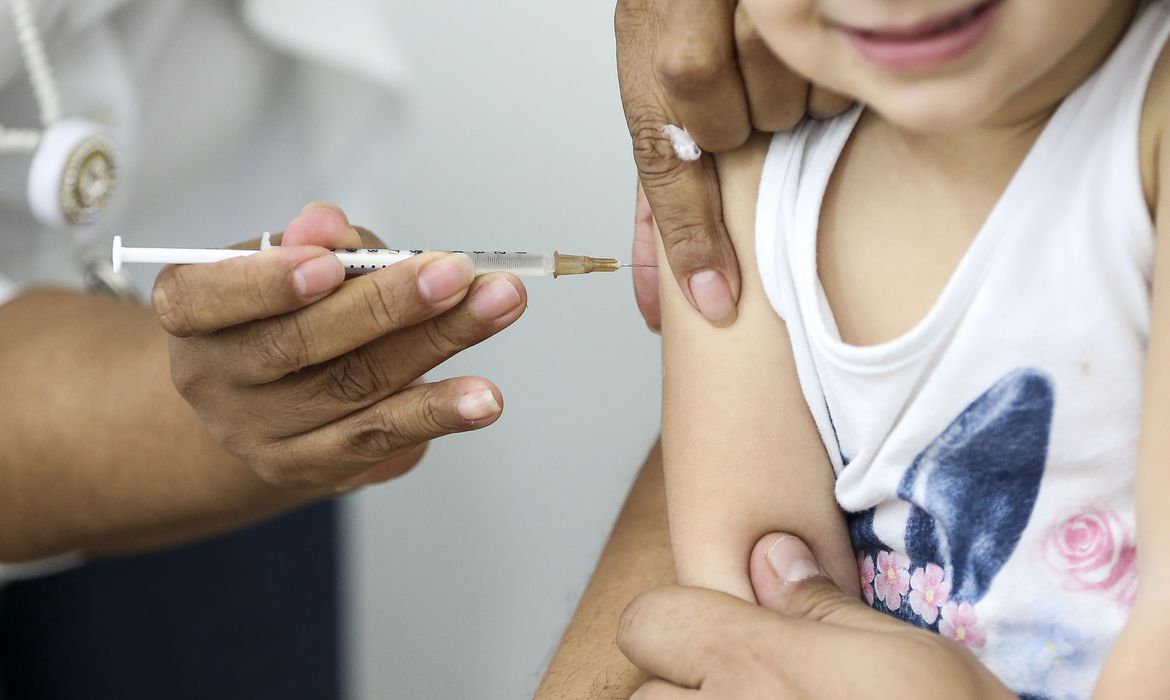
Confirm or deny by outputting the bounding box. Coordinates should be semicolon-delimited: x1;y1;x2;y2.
535;440;673;700
0;289;320;561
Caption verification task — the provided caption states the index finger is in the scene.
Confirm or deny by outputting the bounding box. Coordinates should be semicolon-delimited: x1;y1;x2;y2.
152;246;344;338
617;586;886;693
616;0;741;327
616;586;741;689
152;202;371;337
652;0;750;153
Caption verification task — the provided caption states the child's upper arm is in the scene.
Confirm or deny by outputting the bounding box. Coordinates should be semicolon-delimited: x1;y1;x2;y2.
1096;43;1170;698
1137;46;1170;612
658;133;857;601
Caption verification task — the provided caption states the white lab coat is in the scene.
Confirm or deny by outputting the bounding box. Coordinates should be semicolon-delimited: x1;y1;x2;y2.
0;0;409;576
0;0;409;297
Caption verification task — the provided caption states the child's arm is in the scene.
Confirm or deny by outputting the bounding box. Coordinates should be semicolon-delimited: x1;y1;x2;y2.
659;133;858;599
1093;48;1170;697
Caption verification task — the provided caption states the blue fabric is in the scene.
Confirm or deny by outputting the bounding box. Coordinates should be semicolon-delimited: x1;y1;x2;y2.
0;501;339;700
849;369;1055;699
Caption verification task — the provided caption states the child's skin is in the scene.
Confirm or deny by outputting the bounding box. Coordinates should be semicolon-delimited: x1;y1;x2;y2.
659;0;1170;695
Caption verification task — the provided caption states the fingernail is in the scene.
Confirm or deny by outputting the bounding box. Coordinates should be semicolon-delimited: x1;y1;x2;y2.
766;535;823;583
293;254;345;298
688;270;737;327
457;388;500;422
470;279;522;321
418;254;475;302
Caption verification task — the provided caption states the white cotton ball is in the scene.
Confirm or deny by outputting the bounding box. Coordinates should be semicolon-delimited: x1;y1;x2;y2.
659;124;701;161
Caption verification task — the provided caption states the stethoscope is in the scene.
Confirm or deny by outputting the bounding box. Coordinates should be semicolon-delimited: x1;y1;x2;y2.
0;0;136;299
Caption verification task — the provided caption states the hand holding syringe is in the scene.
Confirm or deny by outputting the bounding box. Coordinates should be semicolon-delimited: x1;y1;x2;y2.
128;201;657;493
112;234;651;277
141;200;590;493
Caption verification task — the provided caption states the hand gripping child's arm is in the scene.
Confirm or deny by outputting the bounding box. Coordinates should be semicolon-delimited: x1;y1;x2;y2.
658;133;858;600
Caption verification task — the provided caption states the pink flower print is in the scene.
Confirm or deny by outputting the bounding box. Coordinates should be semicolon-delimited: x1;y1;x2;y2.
939;602;986;650
857;551;876;605
1043;508;1137;608
908;563;951;624
874;550;910;611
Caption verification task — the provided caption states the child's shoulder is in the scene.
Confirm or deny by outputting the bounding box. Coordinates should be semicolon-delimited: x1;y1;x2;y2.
1140;38;1170;214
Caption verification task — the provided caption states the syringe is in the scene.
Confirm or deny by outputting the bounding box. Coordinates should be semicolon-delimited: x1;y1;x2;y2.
111;235;637;278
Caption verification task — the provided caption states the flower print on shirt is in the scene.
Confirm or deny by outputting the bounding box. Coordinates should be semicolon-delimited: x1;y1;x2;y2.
908;563;951;624
1042;508;1136;609
938;602;985;650
857;551;876;605
874;550;910;611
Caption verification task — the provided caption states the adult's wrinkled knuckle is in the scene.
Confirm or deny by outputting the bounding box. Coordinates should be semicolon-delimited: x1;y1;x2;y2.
249;318;310;377
791;583;861;624
359;279;408;331
658;220;713;258
241;261;276;318
323;348;387;404
344;413;408;461
419;391;463;432
656;40;726;99
421;320;467;358
631;122;692;183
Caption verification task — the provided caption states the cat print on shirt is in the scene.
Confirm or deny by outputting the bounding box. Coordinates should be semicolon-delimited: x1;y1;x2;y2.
848;369;1054;691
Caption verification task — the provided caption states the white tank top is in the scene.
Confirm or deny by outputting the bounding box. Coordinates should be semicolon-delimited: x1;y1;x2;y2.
755;5;1170;697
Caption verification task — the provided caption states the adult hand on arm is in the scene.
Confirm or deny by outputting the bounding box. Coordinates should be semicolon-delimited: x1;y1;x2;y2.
618;533;1015;699
617;0;850;329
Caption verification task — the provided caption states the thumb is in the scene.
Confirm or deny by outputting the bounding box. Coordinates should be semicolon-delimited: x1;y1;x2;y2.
750;533;886;630
283;201;363;249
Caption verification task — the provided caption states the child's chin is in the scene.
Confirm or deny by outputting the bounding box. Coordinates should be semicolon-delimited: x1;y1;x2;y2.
868;90;1003;134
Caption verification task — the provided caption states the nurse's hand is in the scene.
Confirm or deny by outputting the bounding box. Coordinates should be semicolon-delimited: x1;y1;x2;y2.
616;0;851;329
151;203;527;491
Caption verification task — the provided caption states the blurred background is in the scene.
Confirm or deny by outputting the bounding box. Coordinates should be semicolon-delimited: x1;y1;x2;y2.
0;0;661;697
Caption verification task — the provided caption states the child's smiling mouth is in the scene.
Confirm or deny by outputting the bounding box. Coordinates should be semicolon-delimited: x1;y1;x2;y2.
834;0;1003;72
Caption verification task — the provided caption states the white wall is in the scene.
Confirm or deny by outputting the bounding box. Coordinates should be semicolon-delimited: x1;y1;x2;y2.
342;3;662;699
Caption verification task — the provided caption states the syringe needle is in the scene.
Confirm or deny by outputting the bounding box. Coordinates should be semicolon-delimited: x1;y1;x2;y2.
620;263;658;268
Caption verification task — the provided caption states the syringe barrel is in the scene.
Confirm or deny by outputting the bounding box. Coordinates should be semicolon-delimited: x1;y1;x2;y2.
455;251;554;276
336;250;554;277
112;237;562;278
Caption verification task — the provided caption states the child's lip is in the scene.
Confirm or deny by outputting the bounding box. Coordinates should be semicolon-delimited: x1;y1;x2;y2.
833;0;998;40
834;0;1001;72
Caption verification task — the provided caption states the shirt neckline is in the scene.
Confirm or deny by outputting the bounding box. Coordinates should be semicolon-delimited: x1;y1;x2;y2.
793;100;1079;374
